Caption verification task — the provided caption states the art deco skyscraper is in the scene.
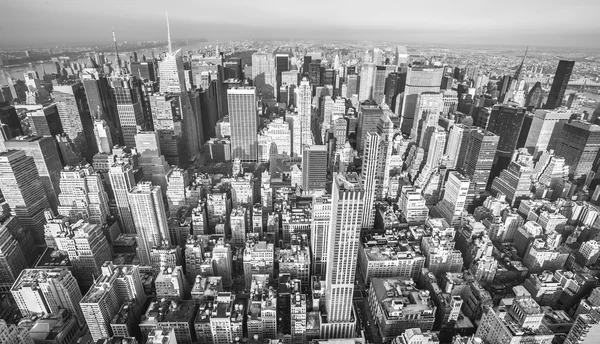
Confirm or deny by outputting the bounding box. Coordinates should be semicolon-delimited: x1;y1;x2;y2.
127;182;170;265
322;172;365;339
108;162;136;233
297;77;313;153
0;150;50;247
545;60;575;110
228;87;258;162
311;194;332;276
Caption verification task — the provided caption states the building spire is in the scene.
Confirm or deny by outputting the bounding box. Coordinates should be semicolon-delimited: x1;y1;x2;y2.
112;27;122;70
513;46;528;80
166;12;172;55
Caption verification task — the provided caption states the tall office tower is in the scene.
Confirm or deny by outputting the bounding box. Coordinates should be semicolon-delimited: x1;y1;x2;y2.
4;136;62;212
0;211;27;291
358;63;376;101
108;162;136;233
81;71;119;133
322;173;365;339
11;269;84;325
357;104;384;153
149;94;187;166
302;145;328;192
110;75;145;148
372;65;396;104
275;54;290;86
297;78;313;153
445;124;474;169
523;109;571;156
311;195;332;276
0;210;36;267
525;82;544;109
412;92;444;146
45;216;112;290
251;53;277;98
0;319;33;344
128;182;170;265
212;239;234;288
491;149;534;206
400;65;443;135
0;150;50;246
93;119;113;154
285;113;302;157
442;89;459;115
136;131;171;194
545;60;575;110
462;129;499;196
361;132;380;228
159;44;199;160
479;104;526;159
53;82;97;162
228;87;258;162
26;104;62;137
308;61;322;86
385;72;407;111
57;165;110;225
346;74;359;98
0;102;23;139
555;120;600;180
435;171;470;226
395;46;409;66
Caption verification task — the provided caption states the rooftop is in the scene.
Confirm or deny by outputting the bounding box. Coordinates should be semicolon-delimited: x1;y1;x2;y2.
140;299;197;324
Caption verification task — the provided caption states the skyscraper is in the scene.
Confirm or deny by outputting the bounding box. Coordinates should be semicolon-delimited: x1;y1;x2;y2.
462;129;499;204
228;87;258;162
435;171;470;226
0;150;50;246
490;149;534;206
357;104;384;153
523;109;572;156
159;42;199;160
0;101;23;139
136;131;171;194
149;94;188;167
372;65;396;104
56;165;110;225
445;124;474;169
53;82;97;162
4;136;62;212
110;75;145;148
108;162;136;233
322;172;365;339
545;60;575;110
361;132;380;227
297;77;313;154
81;70;119;138
302;145;328;192
311;195;332;276
554;120;600;180
412;92;443;146
358;63;375;101
0;209;27;291
400;65;443;135
251;53;277;98
525;81;544;109
128;182;170;265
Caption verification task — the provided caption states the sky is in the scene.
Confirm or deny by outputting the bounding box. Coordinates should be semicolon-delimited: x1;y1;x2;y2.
1;0;599;48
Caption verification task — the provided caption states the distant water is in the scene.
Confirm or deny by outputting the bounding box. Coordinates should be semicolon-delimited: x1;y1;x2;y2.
0;41;221;85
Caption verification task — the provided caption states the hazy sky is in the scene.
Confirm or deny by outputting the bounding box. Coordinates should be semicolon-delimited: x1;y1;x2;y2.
2;0;599;48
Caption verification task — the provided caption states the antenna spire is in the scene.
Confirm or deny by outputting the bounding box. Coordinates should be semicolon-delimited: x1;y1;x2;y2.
112;27;122;70
166;12;172;55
